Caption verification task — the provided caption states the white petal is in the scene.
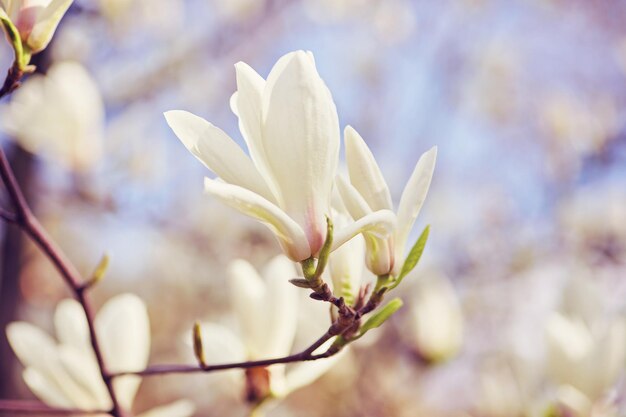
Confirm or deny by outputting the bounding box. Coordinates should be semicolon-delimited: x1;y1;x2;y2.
204;178;310;261
228;259;269;358
234;62;278;197
329;213;365;303
96;294;150;409
344;126;392;211
54;299;90;352
26;0;72;52
7;322;96;409
280;344;344;397
22;368;73;408
261;256;298;358
165;110;275;202
331;209;396;252
394;146;437;272
262;50;340;255
135;400;196;417
335;175;372;219
58;345;112;410
198;323;246;393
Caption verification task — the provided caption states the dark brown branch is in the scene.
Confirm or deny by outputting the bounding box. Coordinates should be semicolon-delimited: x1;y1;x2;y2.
0;400;107;415
113;330;338;378
0;149;128;417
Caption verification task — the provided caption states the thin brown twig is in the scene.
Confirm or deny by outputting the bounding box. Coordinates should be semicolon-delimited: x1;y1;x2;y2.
0;400;107;415
113;330;338;378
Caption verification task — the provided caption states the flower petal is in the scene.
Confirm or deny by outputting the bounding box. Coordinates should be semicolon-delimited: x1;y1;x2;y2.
26;0;72;52
22;368;73;408
165;110;275;203
331;209;396;252
135;400;196;417
233;62;279;197
280;345;344;397
58;345;112;410
262;51;340;254
204;178;310;261
394;146;437;270
96;294;150;410
329;212;365;304
335;174;372;219
228;258;269;358
344;126;392;211
7;322;95;408
54;299;91;353
261;255;298;358
197;323;246;394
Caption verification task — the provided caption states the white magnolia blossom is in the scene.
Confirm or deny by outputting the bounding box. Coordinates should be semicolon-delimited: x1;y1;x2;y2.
0;61;104;171
337;125;436;275
165;50;395;261
6;294;195;417
0;0;72;53
198;256;341;401
408;273;463;363
545;312;626;414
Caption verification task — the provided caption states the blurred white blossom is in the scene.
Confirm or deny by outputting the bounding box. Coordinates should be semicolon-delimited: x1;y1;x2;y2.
0;60;104;171
408;273;463;363
6;294;195;416
197;256;340;404
166;50;394;261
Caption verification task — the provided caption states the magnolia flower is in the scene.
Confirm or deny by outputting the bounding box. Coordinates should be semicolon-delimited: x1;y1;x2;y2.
0;0;73;53
337;125;436;275
165;51;394;261
6;294;195;417
408;273;463;363
545;312;626;414
197;256;340;403
0;61;104;171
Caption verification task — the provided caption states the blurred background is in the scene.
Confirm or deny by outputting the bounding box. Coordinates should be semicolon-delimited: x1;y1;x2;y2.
1;0;626;416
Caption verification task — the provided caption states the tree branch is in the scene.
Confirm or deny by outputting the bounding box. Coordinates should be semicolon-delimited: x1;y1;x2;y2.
112;330;338;378
0;148;128;417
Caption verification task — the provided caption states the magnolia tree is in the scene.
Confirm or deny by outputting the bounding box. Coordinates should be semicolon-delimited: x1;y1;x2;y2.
0;4;437;417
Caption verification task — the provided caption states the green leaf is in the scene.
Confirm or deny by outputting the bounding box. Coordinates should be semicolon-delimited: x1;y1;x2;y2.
357;298;403;338
313;216;333;279
392;225;430;289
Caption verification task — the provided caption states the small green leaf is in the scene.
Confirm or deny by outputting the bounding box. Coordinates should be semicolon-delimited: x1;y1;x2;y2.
288;278;312;288
392;225;430;289
193;321;206;367
313;216;333;279
86;253;109;288
357;298;403;338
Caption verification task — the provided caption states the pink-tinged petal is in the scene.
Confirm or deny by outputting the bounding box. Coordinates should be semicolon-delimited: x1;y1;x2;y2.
25;0;72;52
344;126;392;211
204;178;311;261
394;146;437;273
262;51;340;254
332;209;396;252
165;110;275;203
